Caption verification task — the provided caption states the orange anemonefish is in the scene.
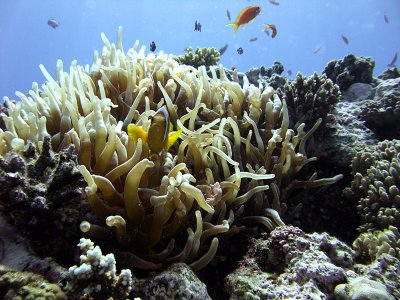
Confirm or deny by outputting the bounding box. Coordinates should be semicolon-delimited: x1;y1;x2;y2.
264;24;277;38
226;6;261;36
127;106;182;153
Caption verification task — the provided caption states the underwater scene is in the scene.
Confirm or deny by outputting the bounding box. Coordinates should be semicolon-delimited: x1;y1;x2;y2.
0;0;400;299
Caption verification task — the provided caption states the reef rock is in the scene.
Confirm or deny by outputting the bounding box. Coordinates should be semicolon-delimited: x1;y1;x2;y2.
226;225;399;299
225;226;351;299
378;67;400;80
335;277;394;300
342;82;374;102
0;211;68;284
359;78;400;140
352;254;400;299
143;263;211;300
314;85;377;170
316;74;400;171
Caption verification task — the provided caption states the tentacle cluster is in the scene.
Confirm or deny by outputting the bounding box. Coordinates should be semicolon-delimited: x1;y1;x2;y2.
0;27;342;270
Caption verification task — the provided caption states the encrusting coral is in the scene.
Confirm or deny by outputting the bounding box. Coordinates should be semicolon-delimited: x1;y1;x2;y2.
0;27;342;271
0;264;67;300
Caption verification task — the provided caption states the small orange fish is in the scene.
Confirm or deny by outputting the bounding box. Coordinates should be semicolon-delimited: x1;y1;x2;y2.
226;6;261;36
264;24;277;38
127;106;182;153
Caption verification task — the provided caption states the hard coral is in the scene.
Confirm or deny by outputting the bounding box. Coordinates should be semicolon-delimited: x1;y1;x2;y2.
352;226;400;263
65;238;135;299
175;46;220;68
343;140;400;233
245;61;287;90
0;27;342;271
0;136;87;261
278;72;341;134
0;264;67;300
323;54;375;91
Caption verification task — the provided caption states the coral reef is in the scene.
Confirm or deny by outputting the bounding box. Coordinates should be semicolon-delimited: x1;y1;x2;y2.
0;100;15;131
359;78;400;140
0;27;342;273
65;238;135;299
343;139;400;233
226;225;399;299
175;46;220;68
335;277;394;300
0;264;67;300
352;226;400;263
323;54;375;91
1;23;400;299
278;72;341;134
352;253;400;298
315;82;377;171
378;68;400;80
0;136;87;261
225;226;351;299
245;62;287;90
142;263;211;300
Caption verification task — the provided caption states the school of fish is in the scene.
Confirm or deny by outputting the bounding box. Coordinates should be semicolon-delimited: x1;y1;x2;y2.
47;2;396;70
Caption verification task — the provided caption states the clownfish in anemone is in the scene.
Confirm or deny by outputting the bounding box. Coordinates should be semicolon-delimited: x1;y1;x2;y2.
226;6;261;36
127;106;182;154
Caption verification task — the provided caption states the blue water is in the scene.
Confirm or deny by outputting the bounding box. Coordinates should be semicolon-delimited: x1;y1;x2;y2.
0;0;399;99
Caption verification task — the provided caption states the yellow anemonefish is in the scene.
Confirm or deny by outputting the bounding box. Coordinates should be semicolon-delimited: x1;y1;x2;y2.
264;24;277;38
127;106;182;153
226;6;261;36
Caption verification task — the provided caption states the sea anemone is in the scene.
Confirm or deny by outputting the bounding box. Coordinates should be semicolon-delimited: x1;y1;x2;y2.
0;27;342;271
